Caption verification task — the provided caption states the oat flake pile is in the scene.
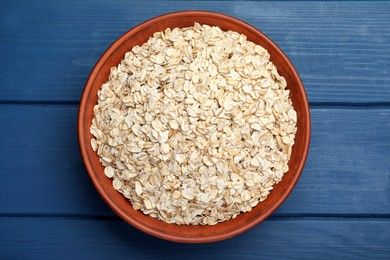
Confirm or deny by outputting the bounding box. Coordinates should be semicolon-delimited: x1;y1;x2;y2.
90;23;297;225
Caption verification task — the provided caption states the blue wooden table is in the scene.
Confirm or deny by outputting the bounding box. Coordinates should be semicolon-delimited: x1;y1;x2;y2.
1;0;389;259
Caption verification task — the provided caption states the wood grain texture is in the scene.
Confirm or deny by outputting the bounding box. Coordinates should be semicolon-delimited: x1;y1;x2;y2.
0;105;389;216
1;217;389;259
0;1;389;103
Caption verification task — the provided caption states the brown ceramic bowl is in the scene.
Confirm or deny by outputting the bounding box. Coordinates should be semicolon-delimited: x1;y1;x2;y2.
78;11;310;243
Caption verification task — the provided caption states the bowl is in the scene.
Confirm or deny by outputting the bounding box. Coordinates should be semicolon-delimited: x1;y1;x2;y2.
78;10;310;243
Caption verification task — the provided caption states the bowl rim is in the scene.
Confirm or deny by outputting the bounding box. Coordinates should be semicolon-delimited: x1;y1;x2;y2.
78;10;311;243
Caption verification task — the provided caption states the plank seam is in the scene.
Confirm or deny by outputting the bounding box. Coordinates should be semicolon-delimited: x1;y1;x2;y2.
1;101;390;108
1;213;390;220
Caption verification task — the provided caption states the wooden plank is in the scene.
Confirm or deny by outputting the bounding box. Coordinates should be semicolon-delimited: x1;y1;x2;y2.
1;217;389;258
282;107;390;214
0;105;111;215
0;1;389;103
0;105;389;215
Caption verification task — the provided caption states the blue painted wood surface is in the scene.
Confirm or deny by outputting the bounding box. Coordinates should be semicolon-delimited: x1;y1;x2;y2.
0;0;389;259
1;1;389;103
1;218;390;259
1;105;389;216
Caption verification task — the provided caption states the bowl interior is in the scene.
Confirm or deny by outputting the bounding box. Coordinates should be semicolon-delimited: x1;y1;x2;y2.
79;11;310;243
